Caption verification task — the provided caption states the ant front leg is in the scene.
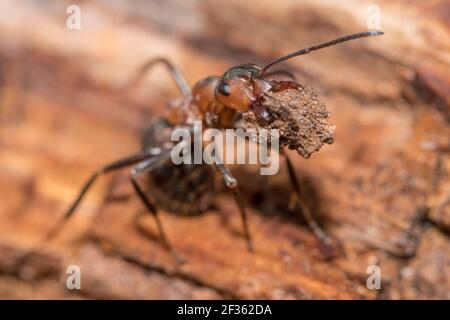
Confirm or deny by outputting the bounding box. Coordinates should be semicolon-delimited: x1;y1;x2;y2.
129;156;182;263
127;57;191;96
282;150;335;258
214;162;254;252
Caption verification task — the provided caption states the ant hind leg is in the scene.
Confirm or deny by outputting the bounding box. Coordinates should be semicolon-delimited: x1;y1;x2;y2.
126;57;191;96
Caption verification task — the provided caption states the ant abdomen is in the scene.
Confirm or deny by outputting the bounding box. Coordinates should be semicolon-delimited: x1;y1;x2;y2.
142;119;214;216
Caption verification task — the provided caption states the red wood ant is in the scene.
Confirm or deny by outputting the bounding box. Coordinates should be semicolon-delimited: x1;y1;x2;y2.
46;31;383;260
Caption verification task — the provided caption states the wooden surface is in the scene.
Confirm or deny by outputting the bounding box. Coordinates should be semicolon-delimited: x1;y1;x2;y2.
0;0;449;299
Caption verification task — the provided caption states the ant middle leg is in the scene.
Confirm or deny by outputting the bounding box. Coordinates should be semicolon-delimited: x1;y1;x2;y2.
282;150;335;257
129;157;181;262
127;57;191;96
214;162;253;252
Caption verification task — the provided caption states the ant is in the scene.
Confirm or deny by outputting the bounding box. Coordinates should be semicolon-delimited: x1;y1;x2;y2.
45;31;383;261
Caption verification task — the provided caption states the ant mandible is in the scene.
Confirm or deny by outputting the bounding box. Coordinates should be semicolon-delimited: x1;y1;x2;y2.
46;31;383;260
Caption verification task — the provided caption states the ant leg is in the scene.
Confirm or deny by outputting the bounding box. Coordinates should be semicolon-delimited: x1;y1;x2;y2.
129;158;181;262
127;57;191;96
282;150;334;256
45;150;159;241
214;162;254;252
18;151;158;269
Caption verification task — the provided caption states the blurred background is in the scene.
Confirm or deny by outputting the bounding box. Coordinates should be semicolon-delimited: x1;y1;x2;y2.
0;0;448;299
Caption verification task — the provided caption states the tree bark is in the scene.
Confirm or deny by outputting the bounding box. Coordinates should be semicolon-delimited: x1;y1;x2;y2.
0;0;448;299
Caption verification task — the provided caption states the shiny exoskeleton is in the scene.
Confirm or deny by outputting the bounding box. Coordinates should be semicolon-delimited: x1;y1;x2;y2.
142;119;214;216
45;31;383;260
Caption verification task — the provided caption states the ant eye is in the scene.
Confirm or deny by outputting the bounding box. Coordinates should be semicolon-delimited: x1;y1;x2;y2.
217;82;231;96
214;77;254;111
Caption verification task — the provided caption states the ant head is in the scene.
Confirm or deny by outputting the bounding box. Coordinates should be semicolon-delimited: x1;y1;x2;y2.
214;64;266;112
213;31;383;113
192;31;383;121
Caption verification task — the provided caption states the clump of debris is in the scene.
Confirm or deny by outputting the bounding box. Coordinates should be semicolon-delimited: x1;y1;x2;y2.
243;84;335;158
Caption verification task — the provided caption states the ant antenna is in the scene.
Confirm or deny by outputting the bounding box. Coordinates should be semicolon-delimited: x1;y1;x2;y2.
261;31;384;74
